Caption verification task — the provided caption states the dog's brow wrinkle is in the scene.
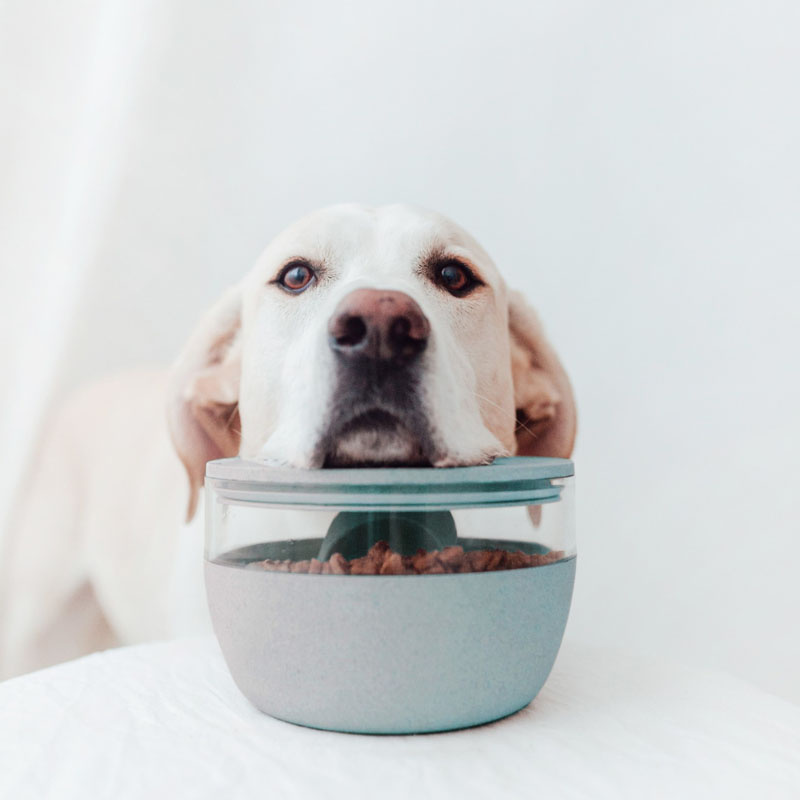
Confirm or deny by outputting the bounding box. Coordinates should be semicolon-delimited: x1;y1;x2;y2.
418;244;448;271
279;255;327;272
418;245;485;289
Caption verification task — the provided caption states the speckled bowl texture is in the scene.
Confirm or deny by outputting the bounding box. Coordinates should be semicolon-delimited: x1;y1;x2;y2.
205;555;575;734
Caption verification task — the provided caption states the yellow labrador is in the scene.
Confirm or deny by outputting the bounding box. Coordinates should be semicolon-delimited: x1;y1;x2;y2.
0;204;576;677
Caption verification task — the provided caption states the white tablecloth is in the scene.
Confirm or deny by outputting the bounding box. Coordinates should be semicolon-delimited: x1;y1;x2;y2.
1;636;798;799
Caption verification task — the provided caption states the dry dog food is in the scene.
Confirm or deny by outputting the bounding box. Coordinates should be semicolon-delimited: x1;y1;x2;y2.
247;540;564;575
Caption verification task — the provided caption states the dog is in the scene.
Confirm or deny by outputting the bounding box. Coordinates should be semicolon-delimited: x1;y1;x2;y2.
0;203;576;678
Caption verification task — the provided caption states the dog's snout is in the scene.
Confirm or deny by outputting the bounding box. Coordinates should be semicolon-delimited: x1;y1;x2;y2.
328;289;430;363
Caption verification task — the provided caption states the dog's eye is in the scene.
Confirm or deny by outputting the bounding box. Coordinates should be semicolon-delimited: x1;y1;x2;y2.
276;262;316;293
434;261;480;297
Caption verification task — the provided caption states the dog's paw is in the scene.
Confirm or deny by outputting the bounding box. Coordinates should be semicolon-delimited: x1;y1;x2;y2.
431;448;508;469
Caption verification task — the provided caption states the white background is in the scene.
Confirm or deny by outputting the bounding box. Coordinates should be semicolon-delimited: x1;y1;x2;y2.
1;1;798;700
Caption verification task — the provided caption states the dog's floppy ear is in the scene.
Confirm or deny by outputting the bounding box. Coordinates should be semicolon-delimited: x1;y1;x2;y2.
167;284;243;521
508;290;577;458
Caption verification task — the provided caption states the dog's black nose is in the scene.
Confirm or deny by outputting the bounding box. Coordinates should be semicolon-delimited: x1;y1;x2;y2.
329;289;430;363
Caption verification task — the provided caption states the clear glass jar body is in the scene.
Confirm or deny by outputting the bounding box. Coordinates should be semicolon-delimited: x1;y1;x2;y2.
206;476;574;574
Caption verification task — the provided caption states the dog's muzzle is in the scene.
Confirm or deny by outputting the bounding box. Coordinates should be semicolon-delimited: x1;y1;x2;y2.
318;289;435;467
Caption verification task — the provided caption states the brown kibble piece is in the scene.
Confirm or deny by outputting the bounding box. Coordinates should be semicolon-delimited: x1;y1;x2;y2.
439;546;465;570
266;559;290;572
505;551;529;570
349;555;371;574
485;550;504;571
350;541;389;574
308;559;323;574
465;550;490;572
290;560;311;573
411;550;441;574
366;541;390;571
371;540;391;558
379;551;405;575
328;552;350;575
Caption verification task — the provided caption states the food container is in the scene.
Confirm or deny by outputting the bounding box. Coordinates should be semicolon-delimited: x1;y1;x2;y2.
204;456;575;734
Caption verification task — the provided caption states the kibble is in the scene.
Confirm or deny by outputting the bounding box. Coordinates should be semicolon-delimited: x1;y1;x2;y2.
248;541;564;575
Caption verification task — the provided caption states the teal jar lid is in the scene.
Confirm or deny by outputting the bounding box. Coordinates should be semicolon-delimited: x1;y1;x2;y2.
205;456;574;511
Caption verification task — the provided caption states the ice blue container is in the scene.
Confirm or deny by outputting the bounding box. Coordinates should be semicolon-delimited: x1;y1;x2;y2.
204;457;575;734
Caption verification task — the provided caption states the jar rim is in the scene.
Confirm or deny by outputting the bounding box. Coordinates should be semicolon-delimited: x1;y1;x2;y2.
205;456;574;510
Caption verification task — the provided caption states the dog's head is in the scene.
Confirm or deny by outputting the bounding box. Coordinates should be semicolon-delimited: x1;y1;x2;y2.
169;204;576;519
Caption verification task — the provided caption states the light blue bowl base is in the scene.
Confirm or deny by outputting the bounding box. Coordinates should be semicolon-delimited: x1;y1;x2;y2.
205;551;575;735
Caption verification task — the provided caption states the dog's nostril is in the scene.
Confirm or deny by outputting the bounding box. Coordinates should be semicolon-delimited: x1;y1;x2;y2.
390;317;411;341
335;315;368;348
389;315;427;359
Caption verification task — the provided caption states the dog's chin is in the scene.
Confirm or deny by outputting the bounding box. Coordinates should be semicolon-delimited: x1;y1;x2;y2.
321;409;431;467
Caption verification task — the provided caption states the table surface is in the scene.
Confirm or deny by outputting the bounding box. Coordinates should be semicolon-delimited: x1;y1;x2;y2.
1;636;798;800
